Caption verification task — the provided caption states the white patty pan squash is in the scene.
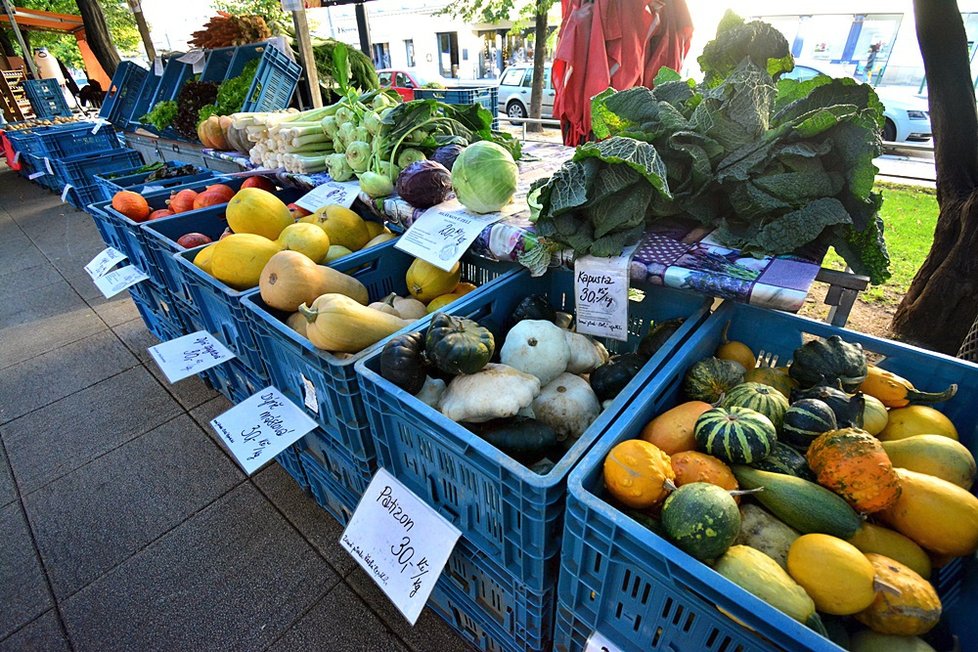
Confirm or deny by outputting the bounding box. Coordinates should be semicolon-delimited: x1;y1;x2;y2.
500;319;570;385
438;363;541;423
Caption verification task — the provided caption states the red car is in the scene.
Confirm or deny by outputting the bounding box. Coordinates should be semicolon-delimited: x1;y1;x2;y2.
377;68;444;101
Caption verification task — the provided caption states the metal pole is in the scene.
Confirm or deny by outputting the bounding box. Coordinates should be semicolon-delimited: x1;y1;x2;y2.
292;6;322;108
354;2;371;58
1;0;39;78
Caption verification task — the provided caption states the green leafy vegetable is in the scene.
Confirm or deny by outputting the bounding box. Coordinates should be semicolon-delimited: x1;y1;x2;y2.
197;58;261;125
141;101;178;131
533;13;890;284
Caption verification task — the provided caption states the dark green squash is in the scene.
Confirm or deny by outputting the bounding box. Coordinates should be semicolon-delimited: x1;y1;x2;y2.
684;357;746;403
781;398;838;449
590;352;646;402
475;417;558;458
791;384;864;429
661;482;741;560
789;335;867;392
379;332;428;394
637;318;684;360
509;294;556;327
425;312;495;375
751;442;817;481
695;406;776;464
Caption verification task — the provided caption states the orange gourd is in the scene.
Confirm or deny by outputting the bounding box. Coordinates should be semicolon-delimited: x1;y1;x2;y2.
168;189;198;213
193;190;228;210
855;553;941;636
111;190;151;222
148;208;173;220
603;440;675;510
203;183;235;203
806;428;901;514
670;451;739;501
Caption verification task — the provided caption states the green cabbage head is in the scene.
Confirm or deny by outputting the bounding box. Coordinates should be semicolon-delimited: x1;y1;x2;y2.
451;141;518;213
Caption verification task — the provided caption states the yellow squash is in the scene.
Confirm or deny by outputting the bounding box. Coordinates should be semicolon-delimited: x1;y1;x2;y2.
847;522;932;579
878;405;958;441
880;435;976;490
859;366;957;408
305;205;370;250
225;188;293;239
787;533;877;615
878;468;978;556
192;243;218;274
405;258;461;304
855;554;941;637
275;222;330;262
209;233;282;290
298;294;410;353
714;545;820;628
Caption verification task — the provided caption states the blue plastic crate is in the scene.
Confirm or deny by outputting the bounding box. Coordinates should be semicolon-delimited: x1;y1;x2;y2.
22;152;59;190
6;129;43;157
86;202;126;251
200;43;266;83
93;161;216;199
127;67;162;129
414;86;499;129
99;62;148;128
300;450;359;525
554;300;978;652
355;271;712;594
24;79;72;119
241;46;301;113
127;281;173;342
64;184;106;210
152;55;194;103
241;242;518;464
275;445;309;492
92;176;256;288
50;148;143;190
33;122;122;158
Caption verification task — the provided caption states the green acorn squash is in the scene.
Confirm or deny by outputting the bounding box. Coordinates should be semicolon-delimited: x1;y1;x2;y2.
684;357;745;403
379;332;428;393
425;312;494;375
789;335;867;392
661;482;740;560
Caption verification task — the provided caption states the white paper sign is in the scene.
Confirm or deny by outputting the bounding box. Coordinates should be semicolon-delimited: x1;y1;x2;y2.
13;151;20;164
210;387;317;475
91;118;109;134
44;157;53;174
93;264;149;298
153;57;163;75
340;469;461;625
294;180;360;212
574;245;636;342
395;200;509;272
299;373;319;413
585;630;622;652
61;184;73;203
28;171;45;180
84;247;127;279
140;184;164;195
147;331;235;383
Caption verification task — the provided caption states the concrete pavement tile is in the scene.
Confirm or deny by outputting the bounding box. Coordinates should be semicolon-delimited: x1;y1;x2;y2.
0;445;16;508
60;483;339;652
269;582;407;652
254;463;357;576
0;237;47;278
0;330;138;424
346;567;471;652
89;293;142;328
0;263;62;300
4;366;184;494
0;503;53;640
112;318;156;364
0;276;92;329
189;395;235;451
0;610;69;652
0;305;106;371
23;414;243;599
147;362;219;411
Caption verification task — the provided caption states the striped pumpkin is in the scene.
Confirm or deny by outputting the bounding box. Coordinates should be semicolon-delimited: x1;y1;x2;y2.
695;406;777;464
722;382;789;429
782;399;838;450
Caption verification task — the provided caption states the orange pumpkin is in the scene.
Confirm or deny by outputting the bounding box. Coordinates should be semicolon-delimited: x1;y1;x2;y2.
204;183;235;203
198;115;229;150
193;190;229;210
148;208;173;220
168;189;198;214
670;451;739;502
241;176;275;192
111;190;151;222
807;428;902;514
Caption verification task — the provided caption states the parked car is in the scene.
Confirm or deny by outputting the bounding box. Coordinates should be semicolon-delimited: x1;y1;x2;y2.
781;60;932;142
497;64;555;120
377;68;448;102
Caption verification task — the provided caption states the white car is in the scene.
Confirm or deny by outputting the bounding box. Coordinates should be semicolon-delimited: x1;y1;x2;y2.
781;61;932;143
497;64;555;120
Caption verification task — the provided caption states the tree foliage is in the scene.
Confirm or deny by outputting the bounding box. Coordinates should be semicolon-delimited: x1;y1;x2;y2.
2;0;138;69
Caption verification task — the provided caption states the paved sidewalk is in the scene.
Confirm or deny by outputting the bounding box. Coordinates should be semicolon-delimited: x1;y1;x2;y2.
0;170;470;651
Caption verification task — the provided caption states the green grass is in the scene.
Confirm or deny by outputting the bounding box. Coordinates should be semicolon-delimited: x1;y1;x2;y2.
823;182;938;304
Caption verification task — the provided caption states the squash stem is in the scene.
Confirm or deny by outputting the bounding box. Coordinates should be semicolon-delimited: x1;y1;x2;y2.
297;303;319;323
907;383;958;405
873;577;903;596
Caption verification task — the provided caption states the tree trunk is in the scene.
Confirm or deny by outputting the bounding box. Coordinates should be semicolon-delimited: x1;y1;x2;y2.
892;0;978;354
527;1;547;133
74;0;120;78
0;29;15;57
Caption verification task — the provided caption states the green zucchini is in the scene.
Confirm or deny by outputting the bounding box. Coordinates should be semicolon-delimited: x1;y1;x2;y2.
731;466;861;539
475;418;557;457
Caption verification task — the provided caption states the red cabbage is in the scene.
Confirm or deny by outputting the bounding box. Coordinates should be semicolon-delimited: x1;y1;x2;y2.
395;160;453;208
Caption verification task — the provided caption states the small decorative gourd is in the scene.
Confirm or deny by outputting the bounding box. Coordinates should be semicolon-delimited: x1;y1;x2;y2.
855;554;941;636
683;357;745;403
806;428;901;514
694;406;776;464
425;313;494;375
721;382;789;429
603;439;675;510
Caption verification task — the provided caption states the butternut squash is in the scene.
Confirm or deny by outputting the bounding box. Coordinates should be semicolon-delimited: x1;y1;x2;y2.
880;435;976;490
859;366;957;408
285;312;308;338
298;294;410;353
259;251;368;311
855;553;941;636
878;468;978;556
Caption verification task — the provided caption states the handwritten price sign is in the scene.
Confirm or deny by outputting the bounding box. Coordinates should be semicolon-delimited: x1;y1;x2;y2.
84;247;128;280
209;387;317;475
341;469;461;624
294;180;361;212
395;199;510;272
92;265;149;298
573;247;636;342
148;331;235;383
